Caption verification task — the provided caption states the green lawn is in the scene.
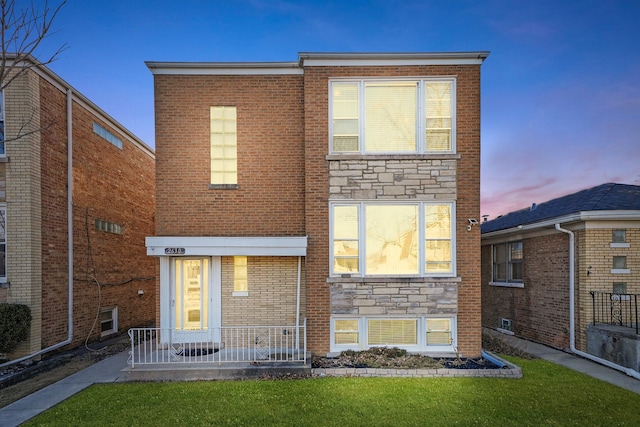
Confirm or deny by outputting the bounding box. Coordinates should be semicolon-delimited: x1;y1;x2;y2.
25;356;640;426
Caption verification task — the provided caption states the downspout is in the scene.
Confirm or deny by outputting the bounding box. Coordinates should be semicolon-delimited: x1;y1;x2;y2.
295;256;301;346
555;223;640;379
0;89;74;368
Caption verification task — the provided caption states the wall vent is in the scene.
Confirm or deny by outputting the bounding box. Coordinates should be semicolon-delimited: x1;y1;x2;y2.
499;318;512;331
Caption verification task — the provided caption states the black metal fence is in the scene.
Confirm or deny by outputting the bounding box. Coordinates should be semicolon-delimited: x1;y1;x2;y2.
590;291;639;335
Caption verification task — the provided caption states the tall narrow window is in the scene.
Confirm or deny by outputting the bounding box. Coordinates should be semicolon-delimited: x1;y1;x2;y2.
425;204;452;273
425;81;452;151
332;205;359;274
233;256;248;294
210;106;237;185
331;83;359;152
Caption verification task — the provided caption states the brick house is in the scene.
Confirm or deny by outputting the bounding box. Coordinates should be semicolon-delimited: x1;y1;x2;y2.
481;183;640;372
0;56;156;362
144;51;488;362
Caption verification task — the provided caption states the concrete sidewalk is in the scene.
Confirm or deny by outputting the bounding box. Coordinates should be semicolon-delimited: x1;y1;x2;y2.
0;351;129;427
1;339;639;427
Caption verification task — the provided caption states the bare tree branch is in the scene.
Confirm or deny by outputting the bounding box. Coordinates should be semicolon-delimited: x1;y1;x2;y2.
0;0;67;145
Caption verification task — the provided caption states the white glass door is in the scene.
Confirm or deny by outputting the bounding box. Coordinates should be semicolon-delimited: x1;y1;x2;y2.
173;258;210;342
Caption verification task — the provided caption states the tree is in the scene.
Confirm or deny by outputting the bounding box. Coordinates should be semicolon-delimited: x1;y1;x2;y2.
0;0;67;91
0;0;66;147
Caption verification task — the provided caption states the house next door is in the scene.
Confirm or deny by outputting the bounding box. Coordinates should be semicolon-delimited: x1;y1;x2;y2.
172;257;220;342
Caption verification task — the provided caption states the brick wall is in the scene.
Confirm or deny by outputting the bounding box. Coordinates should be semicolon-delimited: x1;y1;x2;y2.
221;256;306;326
153;74;305;237
3;67;155;357
4;69;43;356
481;232;571;350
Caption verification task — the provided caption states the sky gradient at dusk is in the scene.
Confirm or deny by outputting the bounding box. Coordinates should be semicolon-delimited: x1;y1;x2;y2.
32;0;640;218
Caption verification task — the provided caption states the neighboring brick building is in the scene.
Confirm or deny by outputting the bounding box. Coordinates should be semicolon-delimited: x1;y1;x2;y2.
0;57;156;361
146;52;488;358
481;183;640;371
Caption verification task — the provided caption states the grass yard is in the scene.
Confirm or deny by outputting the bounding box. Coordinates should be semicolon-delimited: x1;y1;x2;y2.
25;356;640;426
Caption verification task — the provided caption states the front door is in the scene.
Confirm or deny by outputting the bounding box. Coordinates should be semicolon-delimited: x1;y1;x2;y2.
172;258;213;342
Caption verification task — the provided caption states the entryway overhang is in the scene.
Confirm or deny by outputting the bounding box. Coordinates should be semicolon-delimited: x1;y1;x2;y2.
146;236;308;257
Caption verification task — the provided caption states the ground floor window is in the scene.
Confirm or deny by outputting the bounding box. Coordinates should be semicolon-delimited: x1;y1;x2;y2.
331;316;455;353
100;306;118;337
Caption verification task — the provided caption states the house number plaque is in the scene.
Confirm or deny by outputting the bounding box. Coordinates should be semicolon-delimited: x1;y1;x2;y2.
165;247;186;255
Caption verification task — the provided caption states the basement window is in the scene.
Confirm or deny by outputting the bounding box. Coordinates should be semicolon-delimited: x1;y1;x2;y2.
101;306;118;337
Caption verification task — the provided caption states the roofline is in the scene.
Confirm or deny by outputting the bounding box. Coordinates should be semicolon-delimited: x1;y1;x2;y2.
145;61;303;75
145;51;491;75
299;51;490;66
481;210;640;238
6;54;154;158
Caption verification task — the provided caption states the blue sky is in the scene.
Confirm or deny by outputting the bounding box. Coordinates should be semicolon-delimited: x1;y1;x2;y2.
34;0;640;218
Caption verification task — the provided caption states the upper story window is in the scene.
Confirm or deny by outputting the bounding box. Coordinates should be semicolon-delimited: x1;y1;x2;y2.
0;90;5;156
330;78;455;154
210;106;237;185
93;122;123;149
492;241;523;284
331;202;454;277
612;230;626;243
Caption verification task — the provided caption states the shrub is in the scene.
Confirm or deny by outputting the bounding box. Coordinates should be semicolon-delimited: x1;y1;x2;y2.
0;303;32;353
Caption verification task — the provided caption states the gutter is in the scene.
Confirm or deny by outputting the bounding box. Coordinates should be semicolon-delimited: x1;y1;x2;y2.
0;89;74;369
483;210;640;239
555;223;640;379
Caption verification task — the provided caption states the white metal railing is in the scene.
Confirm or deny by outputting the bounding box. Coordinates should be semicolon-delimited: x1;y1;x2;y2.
128;320;307;368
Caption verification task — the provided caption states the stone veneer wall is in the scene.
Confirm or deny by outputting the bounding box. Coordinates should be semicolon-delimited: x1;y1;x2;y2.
328;158;457;200
330;279;458;316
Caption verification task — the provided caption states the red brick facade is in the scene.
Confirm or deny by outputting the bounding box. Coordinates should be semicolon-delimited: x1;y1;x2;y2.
150;52;487;357
481;232;571;349
1;63;155;358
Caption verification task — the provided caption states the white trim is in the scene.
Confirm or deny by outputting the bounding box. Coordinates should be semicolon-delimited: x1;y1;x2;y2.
300;52;489;67
146;236;307;256
611;269;631;274
146;62;303;75
482;210;640;239
610;242;630;248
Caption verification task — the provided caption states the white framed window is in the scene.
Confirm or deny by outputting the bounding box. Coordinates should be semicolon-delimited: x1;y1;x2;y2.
330;78;455;154
0;205;5;282
331;202;454;277
100;306;118;337
0;90;5;156
492;241;523;285
233;256;248;296
210;106;237;185
612;256;630;274
331;317;455;353
612;229;626;243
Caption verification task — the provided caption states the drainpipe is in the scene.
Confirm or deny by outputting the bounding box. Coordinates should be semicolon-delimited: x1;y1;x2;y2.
555;223;640;379
295;256;301;345
0;89;74;369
